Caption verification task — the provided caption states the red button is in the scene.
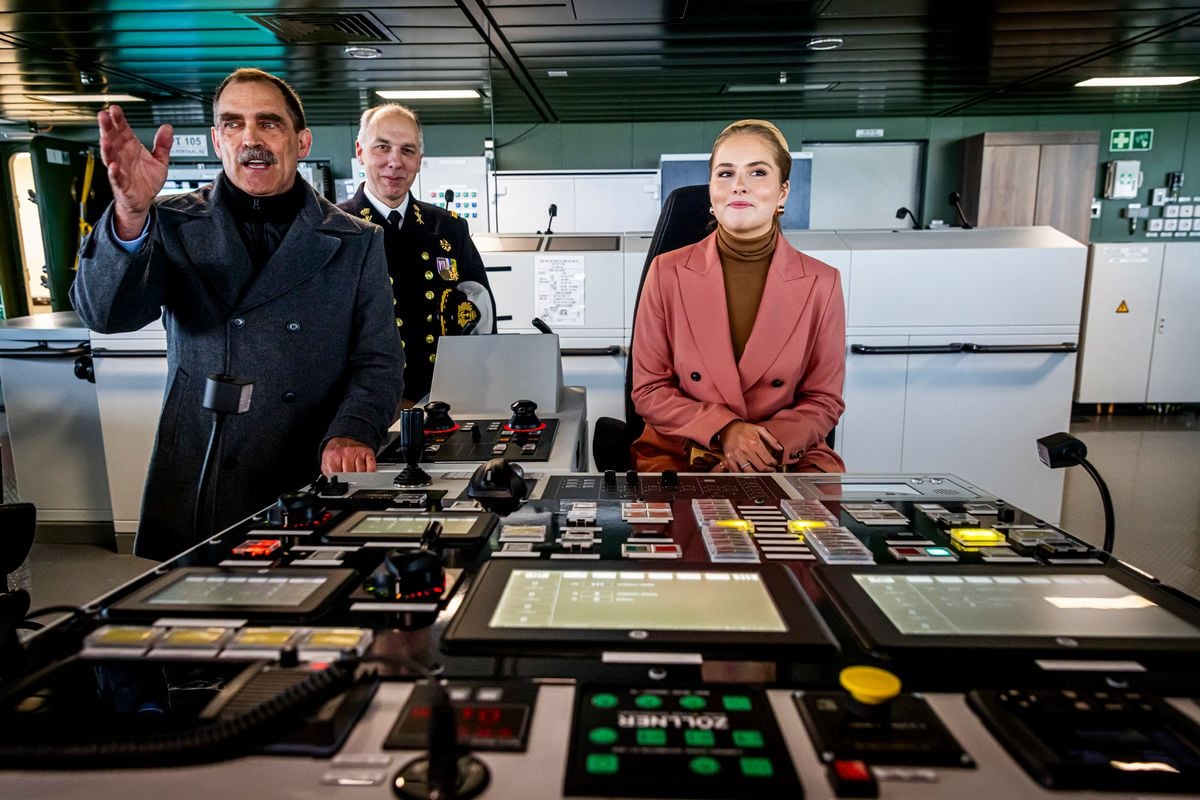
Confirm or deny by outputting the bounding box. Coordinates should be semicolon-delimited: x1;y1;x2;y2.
834;761;871;781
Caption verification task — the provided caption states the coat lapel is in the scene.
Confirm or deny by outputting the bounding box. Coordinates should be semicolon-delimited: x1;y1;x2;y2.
736;242;817;391
237;186;356;312
177;183;254;313
677;237;749;419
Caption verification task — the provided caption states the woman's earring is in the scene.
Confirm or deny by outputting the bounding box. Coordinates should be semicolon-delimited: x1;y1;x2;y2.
709;206;715;215
776;205;786;216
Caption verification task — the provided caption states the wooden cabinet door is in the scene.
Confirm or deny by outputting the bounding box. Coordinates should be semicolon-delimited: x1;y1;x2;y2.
978;145;1040;227
1035;143;1098;243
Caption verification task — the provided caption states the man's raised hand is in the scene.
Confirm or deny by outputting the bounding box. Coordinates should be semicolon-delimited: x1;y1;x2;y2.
97;105;173;239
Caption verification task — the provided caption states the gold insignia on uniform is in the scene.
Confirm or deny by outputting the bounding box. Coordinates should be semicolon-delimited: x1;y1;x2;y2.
457;301;480;330
359;208;372;222
450;210;459;219
439;238;452;252
436;257;458;281
421;252;430;261
413;206;425;226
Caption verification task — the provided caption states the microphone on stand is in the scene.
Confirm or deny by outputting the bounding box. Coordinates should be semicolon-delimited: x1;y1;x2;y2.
538;203;557;235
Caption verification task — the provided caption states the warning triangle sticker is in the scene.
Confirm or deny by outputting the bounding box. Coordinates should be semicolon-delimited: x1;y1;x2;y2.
1116;300;1129;313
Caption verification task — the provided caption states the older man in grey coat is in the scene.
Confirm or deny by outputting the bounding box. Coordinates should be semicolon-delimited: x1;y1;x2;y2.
71;69;404;560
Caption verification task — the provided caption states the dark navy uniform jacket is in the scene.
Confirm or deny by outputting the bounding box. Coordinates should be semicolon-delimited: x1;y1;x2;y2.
339;185;496;403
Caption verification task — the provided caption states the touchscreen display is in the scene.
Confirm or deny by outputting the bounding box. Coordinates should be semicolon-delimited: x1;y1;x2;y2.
147;574;328;607
489;569;787;632
348;515;479;536
854;573;1200;638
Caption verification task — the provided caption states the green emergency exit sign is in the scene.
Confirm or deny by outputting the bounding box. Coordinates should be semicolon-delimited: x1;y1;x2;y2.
1110;128;1153;151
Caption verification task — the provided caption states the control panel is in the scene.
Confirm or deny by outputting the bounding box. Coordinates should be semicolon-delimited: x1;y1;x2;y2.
2;471;1198;799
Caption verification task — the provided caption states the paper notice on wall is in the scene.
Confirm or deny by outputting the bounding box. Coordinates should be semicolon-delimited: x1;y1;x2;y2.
535;255;585;326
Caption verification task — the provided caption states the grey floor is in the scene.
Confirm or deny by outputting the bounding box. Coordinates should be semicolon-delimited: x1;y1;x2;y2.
7;410;1200;610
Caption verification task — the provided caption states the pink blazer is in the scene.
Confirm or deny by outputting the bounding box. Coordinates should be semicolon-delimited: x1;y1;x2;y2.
630;231;846;472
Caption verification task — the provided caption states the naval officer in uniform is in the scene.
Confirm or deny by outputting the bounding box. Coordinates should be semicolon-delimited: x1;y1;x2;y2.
339;103;496;407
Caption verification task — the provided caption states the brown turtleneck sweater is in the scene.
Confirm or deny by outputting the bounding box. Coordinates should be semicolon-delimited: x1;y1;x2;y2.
717;219;779;362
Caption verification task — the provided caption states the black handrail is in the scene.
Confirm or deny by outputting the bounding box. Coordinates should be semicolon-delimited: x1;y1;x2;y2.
850;343;964;355
89;348;167;357
962;342;1078;354
562;346;622;357
0;341;90;358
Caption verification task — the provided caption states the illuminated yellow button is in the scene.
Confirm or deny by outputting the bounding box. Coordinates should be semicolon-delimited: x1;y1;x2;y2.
424;291;435;300
711;519;753;531
421;252;430;261
949;527;1005;546
233;628;297;647
90;626;156;646
160;627;227;646
425;334;435;344
305;629;367;649
424;270;434;280
840;666;901;705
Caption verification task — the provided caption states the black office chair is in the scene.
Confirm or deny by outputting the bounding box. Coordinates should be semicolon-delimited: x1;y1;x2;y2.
591;184;839;471
593;185;714;471
0;502;37;664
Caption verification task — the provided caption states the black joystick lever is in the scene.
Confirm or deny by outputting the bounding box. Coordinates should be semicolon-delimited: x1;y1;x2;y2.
394;408;433;487
423;401;456;433
267;491;320;528
506;399;541;431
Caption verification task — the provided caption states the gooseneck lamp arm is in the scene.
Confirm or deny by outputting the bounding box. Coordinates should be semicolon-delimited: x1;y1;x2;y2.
194;374;254;541
1036;432;1115;554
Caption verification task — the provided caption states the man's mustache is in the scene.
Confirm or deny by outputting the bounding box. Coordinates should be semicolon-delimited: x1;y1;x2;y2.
237;146;277;165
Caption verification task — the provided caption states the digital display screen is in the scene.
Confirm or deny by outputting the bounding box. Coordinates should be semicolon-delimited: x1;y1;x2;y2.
488;569;787;632
347;515;479;536
146;574;328;608
854;573;1200;638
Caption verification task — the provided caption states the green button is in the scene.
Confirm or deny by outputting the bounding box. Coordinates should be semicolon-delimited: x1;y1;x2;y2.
591;693;619;709
732;729;765;748
589;727;618;745
679;695;707;710
586;753;619;774
689;756;720;776
636;728;667;746
634;694;664;709
684;729;716;747
722;695;752;712
740;757;774;777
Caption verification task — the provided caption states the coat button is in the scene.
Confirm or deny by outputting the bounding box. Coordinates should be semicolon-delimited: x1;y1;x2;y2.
400;339;406;349
286;321;300;332
429;354;437;363
426;314;433;323
690;371;701;381
281;390;297;403
424;290;435;300
421;252;430;261
230;317;245;328
424;270;434;280
396;317;403;327
425;334;435;344
771;378;784;387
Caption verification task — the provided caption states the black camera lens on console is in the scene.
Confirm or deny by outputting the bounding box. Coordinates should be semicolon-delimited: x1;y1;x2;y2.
265;491;320;528
505;399;541;432
467;458;529;516
423;401;456;433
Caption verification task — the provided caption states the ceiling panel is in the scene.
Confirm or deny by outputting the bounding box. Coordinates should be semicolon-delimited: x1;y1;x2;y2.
0;0;1196;133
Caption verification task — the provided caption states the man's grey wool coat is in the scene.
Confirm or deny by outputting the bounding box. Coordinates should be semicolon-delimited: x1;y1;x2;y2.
71;174;405;561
